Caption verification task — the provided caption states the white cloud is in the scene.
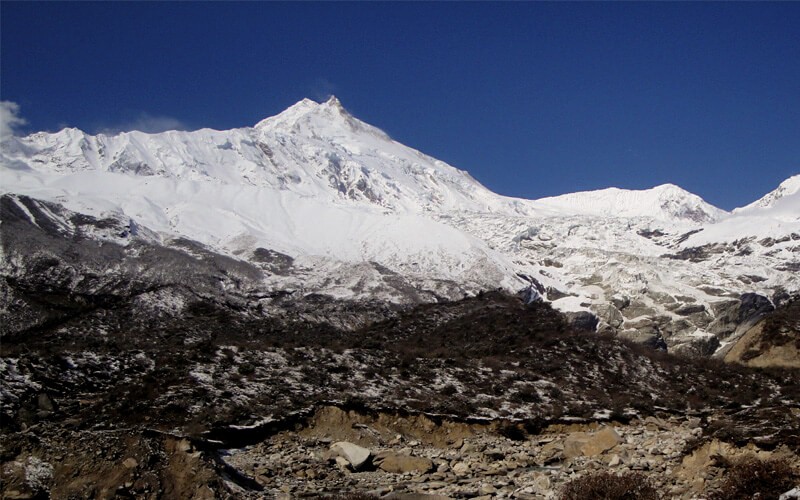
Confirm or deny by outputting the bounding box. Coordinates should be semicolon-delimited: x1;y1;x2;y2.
0;101;28;140
99;112;187;135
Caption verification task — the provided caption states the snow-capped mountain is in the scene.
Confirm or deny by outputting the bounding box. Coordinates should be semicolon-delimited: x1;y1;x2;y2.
1;96;798;353
735;174;800;214
535;183;726;223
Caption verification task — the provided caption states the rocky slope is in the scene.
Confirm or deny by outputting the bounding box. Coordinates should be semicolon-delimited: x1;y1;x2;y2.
2;281;799;497
1;204;799;497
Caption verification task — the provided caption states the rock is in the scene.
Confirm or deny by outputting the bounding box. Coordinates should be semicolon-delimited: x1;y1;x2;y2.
564;427;622;458
37;393;55;413
479;484;497;495
335;456;351;471
565;311;599;332
563;433;590;459
123;457;138;469
608;454;621;467
330;442;371;471
686;417;702;428
377;453;434;474
644;416;669;430
452;462;470;476
532;473;551;494
582;427;623;456
540;439;564;460
595;304;625;329
779;487;800;500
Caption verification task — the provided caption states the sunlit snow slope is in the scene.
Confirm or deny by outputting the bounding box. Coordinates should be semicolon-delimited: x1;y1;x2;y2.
1;97;798;352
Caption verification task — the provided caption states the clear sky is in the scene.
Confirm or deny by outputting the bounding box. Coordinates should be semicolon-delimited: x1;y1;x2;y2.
2;2;798;210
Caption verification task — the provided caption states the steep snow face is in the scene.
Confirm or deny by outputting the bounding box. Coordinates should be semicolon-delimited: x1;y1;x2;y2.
535;184;727;223
732;174;800;221
0;97;521;217
249;96;529;214
682;174;800;247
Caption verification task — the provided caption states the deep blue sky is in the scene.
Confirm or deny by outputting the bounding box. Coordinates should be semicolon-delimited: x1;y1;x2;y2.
2;2;798;210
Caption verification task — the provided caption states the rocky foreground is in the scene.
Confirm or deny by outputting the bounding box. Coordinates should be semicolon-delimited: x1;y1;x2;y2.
3;403;800;499
2;291;800;498
222;406;800;499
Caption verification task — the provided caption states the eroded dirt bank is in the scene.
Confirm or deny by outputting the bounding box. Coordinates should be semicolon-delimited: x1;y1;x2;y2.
4;405;799;499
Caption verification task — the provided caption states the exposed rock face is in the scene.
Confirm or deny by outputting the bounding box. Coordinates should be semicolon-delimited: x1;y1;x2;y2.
709;293;775;340
564;311;600;332
722;296;800;368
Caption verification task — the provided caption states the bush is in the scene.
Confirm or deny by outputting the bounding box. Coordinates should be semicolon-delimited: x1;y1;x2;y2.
560;471;658;500
441;383;458;396
498;422;526;441
708;457;798;500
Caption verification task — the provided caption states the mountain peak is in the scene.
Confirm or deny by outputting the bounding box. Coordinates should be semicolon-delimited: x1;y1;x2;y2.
254;96;389;142
254;98;319;129
736;174;800;212
652;183;684;193
324;95;343;108
535;183;725;222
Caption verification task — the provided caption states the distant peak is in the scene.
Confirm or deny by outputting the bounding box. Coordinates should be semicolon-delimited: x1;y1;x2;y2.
253;98;318;129
253;95;389;140
324;95;342;107
735;173;800;212
535;182;724;222
650;183;696;197
652;183;682;191
286;97;320;113
319;95;351;118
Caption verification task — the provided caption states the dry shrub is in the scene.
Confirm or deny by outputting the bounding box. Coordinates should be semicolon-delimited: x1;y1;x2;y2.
498;422;526;441
708;457;798;500
560;471;658;500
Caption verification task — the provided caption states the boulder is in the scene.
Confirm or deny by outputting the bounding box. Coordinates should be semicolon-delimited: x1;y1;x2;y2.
565;311;599;332
374;452;434;474
563;427;622;458
563;433;590;459
779;487;800;500
582;427;623;456
452;461;470;476
330;441;371;471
